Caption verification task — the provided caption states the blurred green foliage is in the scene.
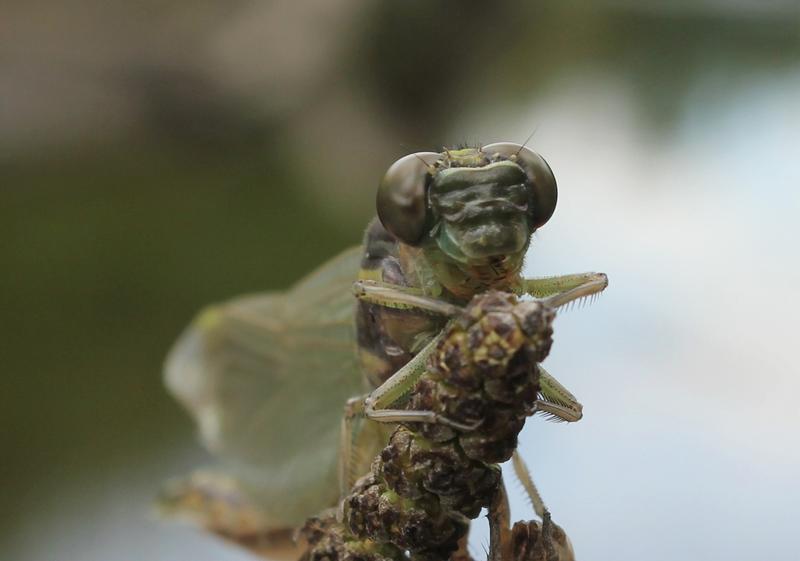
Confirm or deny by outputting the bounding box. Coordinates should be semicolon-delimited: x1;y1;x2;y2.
0;142;367;540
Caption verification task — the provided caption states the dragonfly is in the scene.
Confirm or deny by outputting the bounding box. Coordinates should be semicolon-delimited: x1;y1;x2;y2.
301;289;584;561
159;142;608;558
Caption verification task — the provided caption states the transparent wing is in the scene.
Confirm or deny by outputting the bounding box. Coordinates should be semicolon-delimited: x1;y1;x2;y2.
165;246;365;529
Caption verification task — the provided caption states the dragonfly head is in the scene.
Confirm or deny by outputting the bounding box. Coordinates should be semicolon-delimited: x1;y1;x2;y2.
376;143;557;268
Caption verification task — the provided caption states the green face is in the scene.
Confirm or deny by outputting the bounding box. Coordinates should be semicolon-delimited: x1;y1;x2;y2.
376;143;558;282
428;159;532;264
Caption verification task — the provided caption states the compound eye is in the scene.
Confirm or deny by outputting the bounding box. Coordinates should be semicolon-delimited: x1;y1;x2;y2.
482;142;558;229
376;152;440;245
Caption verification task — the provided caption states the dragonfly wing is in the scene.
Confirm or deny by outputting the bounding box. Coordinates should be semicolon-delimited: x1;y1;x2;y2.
157;470;301;560
165;246;366;529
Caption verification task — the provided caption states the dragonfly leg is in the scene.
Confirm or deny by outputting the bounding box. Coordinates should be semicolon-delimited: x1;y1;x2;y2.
362;333;442;410
534;365;583;423
353;279;461;316
364;405;481;431
362;332;480;430
338;395;369;498
521;272;608;309
512;451;548;520
488;476;512;561
505;456;577;561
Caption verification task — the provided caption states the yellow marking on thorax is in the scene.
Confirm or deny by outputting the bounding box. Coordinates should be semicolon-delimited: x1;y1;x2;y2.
357;267;384;282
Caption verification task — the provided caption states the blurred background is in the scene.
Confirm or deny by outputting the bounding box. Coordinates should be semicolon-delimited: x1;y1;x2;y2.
2;1;799;560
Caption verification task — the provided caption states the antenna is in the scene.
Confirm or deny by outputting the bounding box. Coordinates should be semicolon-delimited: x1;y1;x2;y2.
516;125;540;156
